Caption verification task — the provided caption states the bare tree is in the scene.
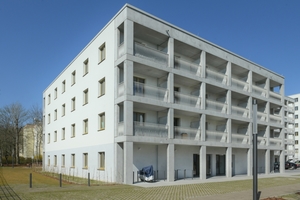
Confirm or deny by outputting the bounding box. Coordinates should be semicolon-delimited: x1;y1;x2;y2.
29;104;43;163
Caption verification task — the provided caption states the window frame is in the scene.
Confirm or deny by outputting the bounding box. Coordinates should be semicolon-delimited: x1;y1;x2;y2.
71;154;75;168
83;119;88;135
61;127;65;140
98;43;106;64
98;152;105;170
83;89;89;105
61;154;65;167
98;113;105;131
71;97;76;111
83;59;89;76
98;78;106;97
71;123;76;138
83;153;88;169
71;70;76;86
62;80;66;93
62;104;66;116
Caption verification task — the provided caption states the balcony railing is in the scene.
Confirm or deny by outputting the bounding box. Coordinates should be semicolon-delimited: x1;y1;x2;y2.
269;114;281;125
174;57;200;76
174;92;200;108
286;105;294;112
206;99;227;113
206;130;227;143
118;42;125;58
231;77;249;92
134;121;168;138
134;42;168;66
285;139;294;145
118;122;124;136
285;150;295;155
206;68;227;85
231;133;249;144
231;105;249;118
133;82;168;102
118;82;125;97
174;126;200;140
252;85;266;97
257;111;267;122
258;137;267;146
285;128;294;134
269;138;282;147
269;91;281;103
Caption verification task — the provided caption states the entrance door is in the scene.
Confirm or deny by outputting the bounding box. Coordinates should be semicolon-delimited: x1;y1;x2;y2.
206;154;211;176
216;155;226;175
232;155;235;176
193;154;199;177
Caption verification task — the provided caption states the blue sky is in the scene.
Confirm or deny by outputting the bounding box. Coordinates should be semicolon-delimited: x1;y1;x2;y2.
1;0;300;109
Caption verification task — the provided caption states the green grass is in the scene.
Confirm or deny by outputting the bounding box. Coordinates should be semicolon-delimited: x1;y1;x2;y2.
1;167;300;200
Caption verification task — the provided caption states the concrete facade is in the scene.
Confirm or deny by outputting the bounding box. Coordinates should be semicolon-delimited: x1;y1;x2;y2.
43;4;293;184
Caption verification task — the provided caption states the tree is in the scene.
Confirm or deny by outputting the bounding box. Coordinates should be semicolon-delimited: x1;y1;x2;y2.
29;104;43;163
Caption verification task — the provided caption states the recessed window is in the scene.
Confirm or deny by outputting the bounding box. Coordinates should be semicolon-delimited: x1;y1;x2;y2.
71;154;75;168
54;88;57;99
98;78;105;97
71;70;76;85
296;106;298;111
83;89;89;105
62;80;66;93
54;131;57;142
83;59;89;76
62;127;65;140
134;77;145;95
296;140;299;145
296;123;298;128
61;154;65;167
83;153;88;169
48;94;51;105
47;133;50;143
54;155;57;166
48;113;51;124
295;132;298;136
71;97;76;111
98;43;106;63
43;97;45;109
98;113;105;130
62;104;66;116
71;123;76;137
295;98;298;102
54;109;57;121
98;152;105;170
83;119;88;134
47;155;50;166
296;115;298;119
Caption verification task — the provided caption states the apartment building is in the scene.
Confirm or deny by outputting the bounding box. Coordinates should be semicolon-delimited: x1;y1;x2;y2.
43;4;291;184
288;94;299;160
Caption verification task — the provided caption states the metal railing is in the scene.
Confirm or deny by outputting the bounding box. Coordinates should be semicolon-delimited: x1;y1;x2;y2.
174;92;200;108
206;68;227;85
206;130;227;143
174;126;200;140
133;82;168;102
174;57;200;76
231;77;249;92
206;99;227;113
134;42;168;66
231;105;249;118
134;122;168;138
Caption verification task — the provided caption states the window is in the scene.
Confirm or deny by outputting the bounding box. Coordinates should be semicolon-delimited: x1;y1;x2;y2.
61;154;65;167
54;109;57;120
62;104;66;116
98;78;105;97
47;155;50;166
48;94;51;105
296;106;298;111
54;88;57;99
71;71;76;85
296;140;299;145
83;119;88;134
98;152;105;170
71;123;75;137
296;98;298;102
54;155;57;166
133;112;145;122
43;97;45;109
133;77;145;95
83;89;89;105
48;113;50;124
71;154;75;167
61;127;65;140
296;123;298;128
54;131;57;142
98;43;106;63
62;80;66;93
83;153;88;169
295;132;298;136
296;115;298;119
71;97;76;111
47;133;50;143
83;59;89;76
98;113;105;130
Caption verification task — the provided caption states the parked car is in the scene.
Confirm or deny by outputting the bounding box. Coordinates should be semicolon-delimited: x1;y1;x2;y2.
285;161;297;169
294;160;300;167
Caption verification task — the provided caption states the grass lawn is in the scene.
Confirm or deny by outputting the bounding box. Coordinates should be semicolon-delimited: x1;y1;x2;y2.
1;167;300;200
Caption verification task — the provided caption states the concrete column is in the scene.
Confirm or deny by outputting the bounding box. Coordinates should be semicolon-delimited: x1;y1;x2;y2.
200;51;206;78
266;101;270;124
266;125;270;146
200;114;206;141
168;37;174;68
226;62;231;86
226;147;232;178
227;118;232;143
168;108;174;139
247;148;252;176
124;141;133;184
280;83;284;104
124;19;134;55
248;71;253;93
124;60;133;96
167;144;175;182
200;82;206;110
227;90;232;115
124;101;133;136
266;78;270;98
168;73;174;103
280;150;285;173
265;149;270;174
115;143;124;183
200;145;206;180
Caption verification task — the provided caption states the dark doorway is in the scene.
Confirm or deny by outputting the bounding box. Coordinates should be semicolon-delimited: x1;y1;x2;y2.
216;154;226;175
193;154;199;177
206;154;211;176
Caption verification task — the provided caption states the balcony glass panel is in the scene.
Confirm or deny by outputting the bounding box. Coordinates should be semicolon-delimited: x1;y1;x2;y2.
133;82;168;102
134;122;168;138
231;133;249;144
231;77;249;92
174;92;200;108
206;68;227;84
174;57;200;76
206;130;227;142
174;126;200;140
206;100;227;113
134;42;168;66
231;105;249;118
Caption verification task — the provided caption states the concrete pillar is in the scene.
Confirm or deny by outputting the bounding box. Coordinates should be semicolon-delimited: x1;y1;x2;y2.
200;51;206;78
115;143;124;183
266;125;270;146
200;145;206;180
168;37;174;68
124;141;133;184
124;101;133;136
227;118;232;143
265;149;270;174
200;114;206;141
124;60;133;96
168;108;174;139
124;19;134;55
226;147;232;178
227;90;232;115
226;62;231;86
266;78;270;98
167;144;175;182
200;82;206;110
168;73;174;103
247;148;252;176
280;150;285;173
248;71;253;93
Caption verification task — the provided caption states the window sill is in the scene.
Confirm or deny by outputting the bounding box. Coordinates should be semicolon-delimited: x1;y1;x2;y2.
97;168;105;171
98;58;105;65
83;103;88;106
82;167;88;170
98;128;105;132
71;136;75;138
83;72;89;77
83;132;88;135
98;94;105;98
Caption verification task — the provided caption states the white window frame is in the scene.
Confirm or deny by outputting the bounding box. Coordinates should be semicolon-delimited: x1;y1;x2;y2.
98;43;106;63
98;78;105;97
71;97;76;111
54;109;57;121
71;70;76;86
61;127;65;140
61;154;65;167
54;131;57;142
71;123;75;138
83;89;88;105
83;119;88;134
62;80;66;93
54;155;57;166
62;104;66;116
83;59;89;76
54;88;57;99
98;152;105;170
98;113;105;130
83;153;88;169
71;154;75;168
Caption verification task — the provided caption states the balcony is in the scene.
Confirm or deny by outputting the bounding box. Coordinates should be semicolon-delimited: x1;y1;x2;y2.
206;68;227;85
174;92;201;108
285;128;294;134
133;82;168;102
269;114;281;125
286;105;294;112
269;91;281;103
258;137;267;146
231;105;249;118
118;42;125;58
174;57;201;76
285;139;294;145
206;130;227;143
252;85;266;97
285;150;295;155
257;111;267;122
118;82;125;97
231;77;249;92
206;99;227;113
269;138;282;147
231;133;249;144
134;42;168;66
174;126;200;140
134;122;168;138
118;122;124;136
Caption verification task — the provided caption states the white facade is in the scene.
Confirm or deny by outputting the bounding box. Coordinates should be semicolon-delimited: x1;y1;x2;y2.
43;4;291;184
288;94;299;160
